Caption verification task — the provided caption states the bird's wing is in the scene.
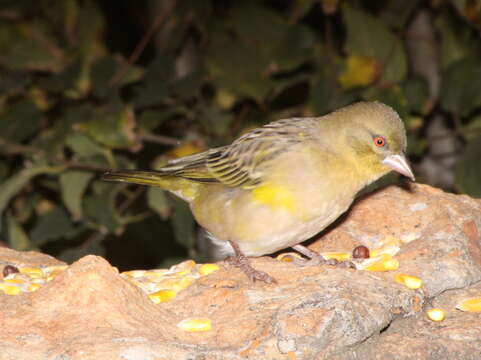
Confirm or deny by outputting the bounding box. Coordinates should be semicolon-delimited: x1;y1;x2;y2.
160;118;317;188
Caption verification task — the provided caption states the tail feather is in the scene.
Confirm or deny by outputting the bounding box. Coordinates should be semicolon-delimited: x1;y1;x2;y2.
102;170;169;187
102;169;201;201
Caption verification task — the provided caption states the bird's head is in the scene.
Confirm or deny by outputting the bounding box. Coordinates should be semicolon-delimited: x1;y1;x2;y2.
328;102;415;183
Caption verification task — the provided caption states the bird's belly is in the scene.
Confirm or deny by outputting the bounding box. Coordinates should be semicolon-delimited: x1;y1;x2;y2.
236;202;349;256
193;185;352;258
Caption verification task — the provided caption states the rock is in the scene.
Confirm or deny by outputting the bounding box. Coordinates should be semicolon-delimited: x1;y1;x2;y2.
0;184;480;360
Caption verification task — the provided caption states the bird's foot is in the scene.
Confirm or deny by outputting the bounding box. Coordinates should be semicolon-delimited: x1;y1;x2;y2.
292;244;355;269
227;241;277;284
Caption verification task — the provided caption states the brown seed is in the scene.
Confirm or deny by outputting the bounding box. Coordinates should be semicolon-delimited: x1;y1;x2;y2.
3;265;19;277
352;245;370;259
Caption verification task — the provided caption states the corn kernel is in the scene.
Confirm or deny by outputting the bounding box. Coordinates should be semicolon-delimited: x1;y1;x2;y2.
121;270;146;278
144;270;169;281
19;267;44;277
177;318;212;332
27;283;42;292
362;254;399;272
199;264;220;276
170;260;196;274
0;283;22;295
4;278;25;285
394;274;423;289
427;308;445;321
149;289;177;304
456;298;481;312
321;252;351;261
44;265;68;272
276;252;303;262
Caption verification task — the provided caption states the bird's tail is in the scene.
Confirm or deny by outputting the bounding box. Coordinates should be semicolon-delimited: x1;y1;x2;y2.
102;170;200;201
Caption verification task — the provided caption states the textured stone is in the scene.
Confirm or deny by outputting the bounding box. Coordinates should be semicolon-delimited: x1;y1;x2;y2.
0;184;480;359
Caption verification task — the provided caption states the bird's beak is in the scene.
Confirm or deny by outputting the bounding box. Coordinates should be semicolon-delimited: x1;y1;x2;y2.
382;154;415;181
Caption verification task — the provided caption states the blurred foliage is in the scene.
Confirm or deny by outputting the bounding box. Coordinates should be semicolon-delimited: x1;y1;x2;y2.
1;0;481;269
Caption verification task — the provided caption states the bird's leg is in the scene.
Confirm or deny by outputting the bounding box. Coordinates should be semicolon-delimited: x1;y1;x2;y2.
292;244;355;269
227;240;277;284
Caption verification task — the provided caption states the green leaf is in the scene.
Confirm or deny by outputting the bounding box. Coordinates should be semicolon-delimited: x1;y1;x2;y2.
0;100;42;142
309;55;359;115
171;197;195;250
0;22;65;71
147;187;170;220
205;2;295;100
273;24;314;71
84;102;137;148
57;232;106;264
65;132;105;159
91;56;144;98
197;105;233;137
0;163;63;217
60;170;94;220
435;11;477;70
7;214;32;251
342;4;407;84
30;207;76;246
83;181;123;232
403;77;429;113
440;56;481;116
463;115;481;141
134;55;175;108
455;135;481;197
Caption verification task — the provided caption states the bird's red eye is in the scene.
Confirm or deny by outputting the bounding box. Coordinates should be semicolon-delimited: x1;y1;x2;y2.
373;136;386;147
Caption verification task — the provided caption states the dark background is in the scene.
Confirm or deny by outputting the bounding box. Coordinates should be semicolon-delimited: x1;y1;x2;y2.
1;0;480;270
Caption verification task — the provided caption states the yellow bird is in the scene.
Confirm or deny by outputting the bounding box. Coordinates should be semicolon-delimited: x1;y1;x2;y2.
103;102;414;283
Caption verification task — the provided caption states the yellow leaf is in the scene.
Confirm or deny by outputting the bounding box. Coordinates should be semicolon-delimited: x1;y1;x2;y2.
166;142;204;159
338;55;378;89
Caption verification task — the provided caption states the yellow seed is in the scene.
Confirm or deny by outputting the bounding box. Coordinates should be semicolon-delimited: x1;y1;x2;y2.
394;274;423;289
170;260;196;273
144;271;169;281
427;308;445;321
46;275;55;282
363;254;399;272
456;298;481;312
4;278;26;285
27;283;42;292
149;289;177;304
321;252;351;261
19;267;44;276
121;270;146;278
276;252;303;262
0;283;22;295
198;264;220;276
44;265;68;272
177;318;212;332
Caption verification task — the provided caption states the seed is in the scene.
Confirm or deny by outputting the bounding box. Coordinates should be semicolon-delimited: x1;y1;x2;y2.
427;308;445;321
362;254;399;271
198;264;220;276
352;246;370;259
320;252;351;261
456;298;481;312
0;283;22;295
276;252;303;262
177;318;212;332
27;283;42;292
3;265;19;277
149;289;177;304
394;274;423;289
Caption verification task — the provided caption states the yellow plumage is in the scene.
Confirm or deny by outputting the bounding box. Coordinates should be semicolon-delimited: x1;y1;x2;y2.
103;102;414;283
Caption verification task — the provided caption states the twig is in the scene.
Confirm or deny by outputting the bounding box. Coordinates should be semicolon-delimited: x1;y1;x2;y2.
118;186;146;214
0;138;109;172
139;132;180;146
109;0;178;87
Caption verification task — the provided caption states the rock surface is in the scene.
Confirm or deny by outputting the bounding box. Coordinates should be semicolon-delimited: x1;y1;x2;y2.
0;183;480;360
